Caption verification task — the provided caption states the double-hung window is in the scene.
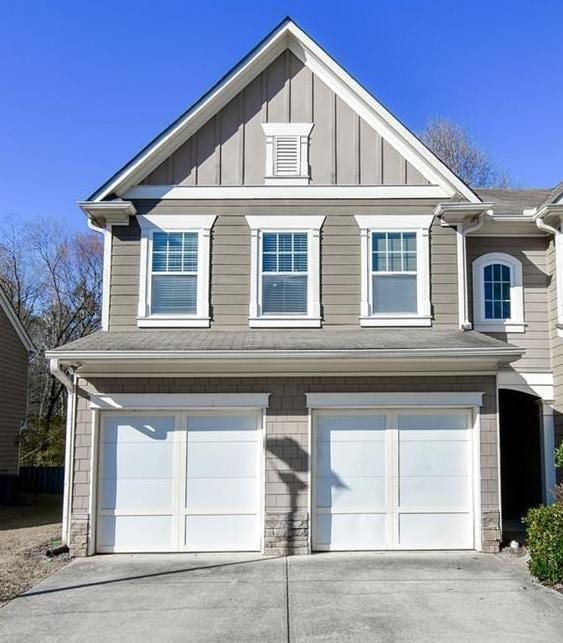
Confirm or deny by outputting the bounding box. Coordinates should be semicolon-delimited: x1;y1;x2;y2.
246;215;325;327
355;215;433;327
262;232;308;315
472;252;525;333
137;214;216;327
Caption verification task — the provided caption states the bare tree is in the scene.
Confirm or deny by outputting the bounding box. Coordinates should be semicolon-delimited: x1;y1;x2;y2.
0;218;103;464
421;117;510;188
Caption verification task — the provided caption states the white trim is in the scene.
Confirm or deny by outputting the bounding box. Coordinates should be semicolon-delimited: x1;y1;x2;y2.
123;185;451;201
246;215;325;327
306;392;484;408
472;252;526;333
355;215;432;326
0;288;34;352
89;21;478;203
262;122;313;185
261;122;314;137
497;370;554;401
137;215;216;327
101;227;112;330
90;393;271;410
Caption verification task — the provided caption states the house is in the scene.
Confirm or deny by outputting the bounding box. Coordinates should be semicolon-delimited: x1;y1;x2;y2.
0;289;34;501
47;19;563;556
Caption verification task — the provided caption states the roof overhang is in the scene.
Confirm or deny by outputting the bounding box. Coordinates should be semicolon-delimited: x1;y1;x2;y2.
534;203;563;235
78;200;137;229
48;345;523;378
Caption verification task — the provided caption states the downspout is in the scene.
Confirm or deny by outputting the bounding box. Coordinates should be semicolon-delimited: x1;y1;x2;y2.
536;206;563;334
50;358;76;545
458;214;486;330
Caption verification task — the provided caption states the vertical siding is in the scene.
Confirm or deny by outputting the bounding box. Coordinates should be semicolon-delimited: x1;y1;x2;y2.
142;51;431;188
0;307;28;474
467;236;551;372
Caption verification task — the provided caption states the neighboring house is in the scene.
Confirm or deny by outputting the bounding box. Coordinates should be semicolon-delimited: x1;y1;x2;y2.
47;19;563;556
0;289;34;498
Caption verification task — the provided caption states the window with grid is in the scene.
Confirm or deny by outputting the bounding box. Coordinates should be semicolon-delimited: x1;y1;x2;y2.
261;232;308;314
151;232;198;314
483;263;511;319
371;231;417;314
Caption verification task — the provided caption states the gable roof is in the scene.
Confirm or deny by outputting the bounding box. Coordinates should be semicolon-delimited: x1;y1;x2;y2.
87;17;480;204
0;289;34;353
476;188;553;214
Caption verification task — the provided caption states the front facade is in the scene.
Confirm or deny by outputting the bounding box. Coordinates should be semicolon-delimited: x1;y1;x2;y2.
0;289;34;498
49;20;562;556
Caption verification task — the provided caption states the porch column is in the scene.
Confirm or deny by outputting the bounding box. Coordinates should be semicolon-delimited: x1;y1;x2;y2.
538;400;556;504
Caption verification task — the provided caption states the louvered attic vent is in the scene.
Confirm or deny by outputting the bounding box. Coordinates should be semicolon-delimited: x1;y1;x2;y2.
262;123;314;185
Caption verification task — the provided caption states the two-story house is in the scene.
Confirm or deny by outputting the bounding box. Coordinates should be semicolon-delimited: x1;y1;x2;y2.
47;19;562;556
0;289;34;502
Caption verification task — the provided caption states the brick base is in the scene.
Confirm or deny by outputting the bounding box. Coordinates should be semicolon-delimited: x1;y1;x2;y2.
264;512;309;555
69;515;89;557
481;510;501;552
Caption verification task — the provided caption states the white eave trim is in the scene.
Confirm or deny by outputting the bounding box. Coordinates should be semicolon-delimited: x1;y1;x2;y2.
0;289;34;353
90;393;271;410
122;185;451;201
306;392;484;408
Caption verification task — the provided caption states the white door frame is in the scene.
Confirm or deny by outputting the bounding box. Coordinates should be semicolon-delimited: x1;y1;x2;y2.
308;402;481;552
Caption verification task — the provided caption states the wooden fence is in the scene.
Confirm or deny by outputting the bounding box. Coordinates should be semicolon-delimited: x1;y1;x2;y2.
18;467;64;494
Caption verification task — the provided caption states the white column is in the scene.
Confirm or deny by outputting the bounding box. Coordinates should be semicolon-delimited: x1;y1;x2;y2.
538;400;556;504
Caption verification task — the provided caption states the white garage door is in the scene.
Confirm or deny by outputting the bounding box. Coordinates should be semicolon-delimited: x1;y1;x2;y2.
313;409;475;550
97;412;261;553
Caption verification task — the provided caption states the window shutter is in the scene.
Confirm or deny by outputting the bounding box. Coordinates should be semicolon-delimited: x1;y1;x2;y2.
274;136;300;175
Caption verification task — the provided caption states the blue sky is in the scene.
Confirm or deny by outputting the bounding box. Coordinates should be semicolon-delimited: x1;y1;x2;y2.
1;0;562;230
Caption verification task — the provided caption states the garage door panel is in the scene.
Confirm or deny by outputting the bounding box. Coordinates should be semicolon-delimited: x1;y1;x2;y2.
102;416;176;443
98;515;174;551
317;415;386;441
399;513;473;549
317;441;386;477
315;513;387;549
185;515;260;551
400;441;470;477
100;478;174;512
316;475;386;510
398;413;467;431
101;442;175;479
187;442;257;478
186;478;258;513
187;414;257;441
399;476;470;509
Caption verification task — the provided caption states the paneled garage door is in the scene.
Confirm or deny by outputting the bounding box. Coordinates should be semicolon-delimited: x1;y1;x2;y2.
96;412;262;553
313;409;475;550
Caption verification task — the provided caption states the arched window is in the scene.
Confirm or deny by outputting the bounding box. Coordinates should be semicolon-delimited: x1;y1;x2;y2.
472;253;525;333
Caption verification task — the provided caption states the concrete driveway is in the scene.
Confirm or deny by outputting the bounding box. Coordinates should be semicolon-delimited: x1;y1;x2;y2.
0;552;561;642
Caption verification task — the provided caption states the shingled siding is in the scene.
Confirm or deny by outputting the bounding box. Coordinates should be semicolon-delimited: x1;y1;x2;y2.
69;374;499;556
108;208;459;331
467;236;551;372
0;306;28;475
141;50;430;188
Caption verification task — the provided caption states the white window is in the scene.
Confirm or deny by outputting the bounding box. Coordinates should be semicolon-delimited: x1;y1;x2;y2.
137;214;216;327
246;215;325;328
472;252;525;333
261;123;314;185
355;215;433;327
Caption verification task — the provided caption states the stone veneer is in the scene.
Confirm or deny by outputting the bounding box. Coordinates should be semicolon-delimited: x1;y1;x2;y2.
69;375;499;556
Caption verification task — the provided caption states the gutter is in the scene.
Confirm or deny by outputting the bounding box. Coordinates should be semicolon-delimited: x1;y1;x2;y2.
49;358;76;545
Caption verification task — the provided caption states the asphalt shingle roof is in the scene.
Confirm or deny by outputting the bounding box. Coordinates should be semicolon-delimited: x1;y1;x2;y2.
51;329;516;354
476;188;553;214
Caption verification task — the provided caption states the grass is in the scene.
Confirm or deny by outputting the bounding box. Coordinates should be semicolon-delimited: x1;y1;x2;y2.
0;494;70;606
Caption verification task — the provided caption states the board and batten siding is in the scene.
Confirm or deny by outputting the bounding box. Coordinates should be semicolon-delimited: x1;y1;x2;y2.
108;206;459;331
0;306;29;475
141;50;430;188
467;236;551;372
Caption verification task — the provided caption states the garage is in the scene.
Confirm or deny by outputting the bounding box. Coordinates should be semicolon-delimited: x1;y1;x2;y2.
96;411;262;553
313;408;476;551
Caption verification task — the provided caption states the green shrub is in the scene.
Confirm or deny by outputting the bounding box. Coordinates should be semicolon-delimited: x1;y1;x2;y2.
523;504;563;583
556;443;563;469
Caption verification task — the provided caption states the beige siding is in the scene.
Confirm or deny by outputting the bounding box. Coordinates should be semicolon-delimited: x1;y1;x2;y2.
0;307;29;475
142;50;431;188
69;374;499;555
108;208;459;331
467;237;550;372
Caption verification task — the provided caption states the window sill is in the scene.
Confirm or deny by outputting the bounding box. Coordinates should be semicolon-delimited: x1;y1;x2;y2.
264;176;310;186
137;316;210;328
249;316;321;328
473;321;526;334
360;316;432;328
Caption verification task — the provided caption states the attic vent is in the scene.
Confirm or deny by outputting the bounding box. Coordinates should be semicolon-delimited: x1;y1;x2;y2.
262;123;314;185
274;136;300;175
